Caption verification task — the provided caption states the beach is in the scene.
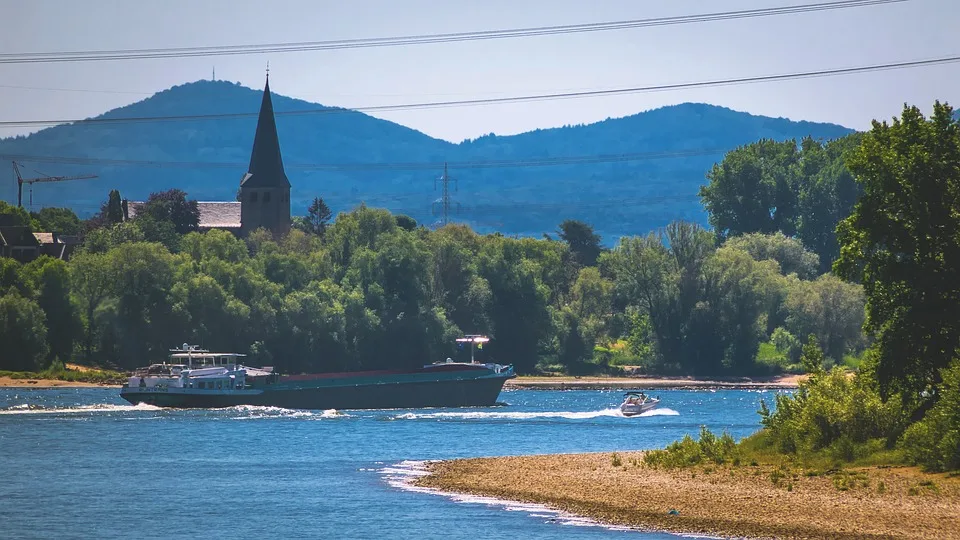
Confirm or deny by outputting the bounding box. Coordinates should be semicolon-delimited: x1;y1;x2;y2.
417;452;960;539
0;376;117;388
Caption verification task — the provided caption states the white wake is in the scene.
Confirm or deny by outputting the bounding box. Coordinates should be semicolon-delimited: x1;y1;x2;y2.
392;407;680;421
0;402;161;415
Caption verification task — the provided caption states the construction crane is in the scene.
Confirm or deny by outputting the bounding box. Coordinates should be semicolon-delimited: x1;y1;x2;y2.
12;161;98;209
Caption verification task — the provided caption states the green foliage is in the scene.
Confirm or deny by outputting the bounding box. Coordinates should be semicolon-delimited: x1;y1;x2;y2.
292;197;333;236
21;256;81;365
643;426;740;468
557;220;602;267
758;342;906;456
107;190;124;225
2;203;868;379
700;136;861;271
724;232;819;279
136;189;200;235
30;207;82;235
835;101;960;401
900;359;960;471
82;222;146;254
0;200;32;228
0;291;49;371
784;274;866;362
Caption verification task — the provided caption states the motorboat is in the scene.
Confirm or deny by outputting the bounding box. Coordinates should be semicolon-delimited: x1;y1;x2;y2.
620;391;660;416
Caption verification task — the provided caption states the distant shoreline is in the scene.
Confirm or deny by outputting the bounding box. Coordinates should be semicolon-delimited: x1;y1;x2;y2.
0;373;803;390
416;452;960;540
0;376;119;388
505;374;803;390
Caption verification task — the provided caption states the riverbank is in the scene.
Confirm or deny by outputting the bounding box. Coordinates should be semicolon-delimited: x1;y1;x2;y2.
505;374;804;390
0;376;118;388
0;364;124;388
417;452;960;539
0;373;803;389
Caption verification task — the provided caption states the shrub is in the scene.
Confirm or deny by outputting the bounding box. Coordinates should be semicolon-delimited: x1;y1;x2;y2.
644;426;740;468
757;340;906;456
900;359;960;472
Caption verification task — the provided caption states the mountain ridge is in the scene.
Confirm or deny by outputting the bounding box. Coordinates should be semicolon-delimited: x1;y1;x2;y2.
0;80;855;240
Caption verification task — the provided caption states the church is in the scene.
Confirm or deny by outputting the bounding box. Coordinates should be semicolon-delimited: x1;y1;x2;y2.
127;74;291;236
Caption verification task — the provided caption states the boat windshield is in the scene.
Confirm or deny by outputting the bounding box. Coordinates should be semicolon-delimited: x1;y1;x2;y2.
168;351;246;368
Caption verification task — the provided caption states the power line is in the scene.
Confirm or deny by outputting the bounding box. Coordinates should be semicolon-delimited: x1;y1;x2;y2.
432;162;460;225
0;1;906;64
1;53;954;129
0;147;731;172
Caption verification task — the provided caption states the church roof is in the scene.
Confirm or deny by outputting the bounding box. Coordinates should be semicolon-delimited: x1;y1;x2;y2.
127;201;241;230
240;75;290;189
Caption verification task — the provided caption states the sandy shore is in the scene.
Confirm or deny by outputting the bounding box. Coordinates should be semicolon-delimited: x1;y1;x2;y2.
0;376;118;388
506;374;804;390
417;452;960;539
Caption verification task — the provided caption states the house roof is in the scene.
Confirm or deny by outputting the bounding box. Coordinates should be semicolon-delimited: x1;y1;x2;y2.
240;75;290;189
0;226;40;247
127;201;241;230
33;232;55;244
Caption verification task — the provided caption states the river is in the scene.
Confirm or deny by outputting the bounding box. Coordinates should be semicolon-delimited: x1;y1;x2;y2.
0;387;778;539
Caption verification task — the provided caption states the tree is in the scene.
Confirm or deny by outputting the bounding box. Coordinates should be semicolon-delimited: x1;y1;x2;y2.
137;188;199;235
701;136;861;270
82;221;145;254
700;139;801;241
69;251;116;361
557;219;602;267
725;232;820;279
23;257;81;365
835;101;960;401
299;197;333;237
31;207;82;235
0;200;32;228
784;274;866;362
107;190;124;224
0;292;49;371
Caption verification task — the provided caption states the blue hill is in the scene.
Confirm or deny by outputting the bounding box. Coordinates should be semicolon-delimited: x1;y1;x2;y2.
0;80;854;241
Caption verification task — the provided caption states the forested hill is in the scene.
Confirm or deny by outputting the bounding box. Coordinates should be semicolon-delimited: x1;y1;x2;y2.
0;80;853;240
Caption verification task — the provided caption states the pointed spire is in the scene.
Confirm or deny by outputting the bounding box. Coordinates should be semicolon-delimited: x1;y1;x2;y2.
241;72;290;188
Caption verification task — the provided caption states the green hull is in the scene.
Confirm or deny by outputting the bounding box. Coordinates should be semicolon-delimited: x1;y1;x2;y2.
121;364;513;410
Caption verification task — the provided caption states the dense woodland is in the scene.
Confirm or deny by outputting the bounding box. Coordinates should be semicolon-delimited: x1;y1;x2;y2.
1;197;865;378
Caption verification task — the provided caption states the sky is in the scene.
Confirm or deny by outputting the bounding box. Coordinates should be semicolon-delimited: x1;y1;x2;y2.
1;0;957;143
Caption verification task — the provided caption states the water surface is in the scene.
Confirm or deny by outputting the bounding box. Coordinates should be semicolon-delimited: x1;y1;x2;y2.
0;387;778;539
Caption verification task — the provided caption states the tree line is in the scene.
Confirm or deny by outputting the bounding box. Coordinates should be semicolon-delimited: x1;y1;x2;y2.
1;192;865;376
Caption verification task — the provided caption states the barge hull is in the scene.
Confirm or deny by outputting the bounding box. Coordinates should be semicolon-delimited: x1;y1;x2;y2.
120;374;510;410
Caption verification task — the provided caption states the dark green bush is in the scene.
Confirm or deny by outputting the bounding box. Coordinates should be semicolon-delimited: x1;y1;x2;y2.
900;359;960;472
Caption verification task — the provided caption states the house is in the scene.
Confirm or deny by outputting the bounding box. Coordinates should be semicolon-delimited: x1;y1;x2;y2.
0;226;40;262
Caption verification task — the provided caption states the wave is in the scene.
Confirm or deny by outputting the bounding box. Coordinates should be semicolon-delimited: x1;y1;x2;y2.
391;407;680;421
0;403;161;415
229;405;345;420
380;461;641;534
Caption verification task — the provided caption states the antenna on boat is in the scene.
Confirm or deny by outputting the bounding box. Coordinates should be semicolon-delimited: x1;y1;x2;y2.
455;335;490;363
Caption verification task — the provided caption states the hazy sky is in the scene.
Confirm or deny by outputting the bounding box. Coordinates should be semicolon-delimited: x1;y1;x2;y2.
1;0;957;142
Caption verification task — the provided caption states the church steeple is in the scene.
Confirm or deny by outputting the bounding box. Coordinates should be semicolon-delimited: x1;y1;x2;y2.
239;72;291;236
241;74;290;188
